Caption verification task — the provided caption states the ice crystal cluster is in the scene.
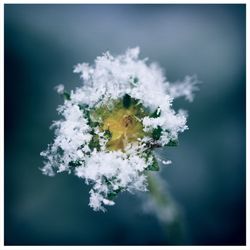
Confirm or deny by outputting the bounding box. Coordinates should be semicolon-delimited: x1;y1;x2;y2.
41;47;198;212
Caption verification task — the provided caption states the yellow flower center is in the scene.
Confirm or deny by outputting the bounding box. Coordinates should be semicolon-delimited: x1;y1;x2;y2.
102;105;145;151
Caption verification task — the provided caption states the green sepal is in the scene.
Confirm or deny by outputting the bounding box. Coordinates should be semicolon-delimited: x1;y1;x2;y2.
107;188;123;200
166;139;179;147
150;107;161;118
103;176;124;200
103;129;112;140
147;154;160;171
89;133;101;151
69;160;82;167
78;104;88;111
123;94;131;109
84;109;99;128
63;92;71;100
152;126;162;140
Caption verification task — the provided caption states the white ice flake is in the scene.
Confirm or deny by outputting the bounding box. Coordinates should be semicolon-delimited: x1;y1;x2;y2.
168;75;200;102
54;84;65;94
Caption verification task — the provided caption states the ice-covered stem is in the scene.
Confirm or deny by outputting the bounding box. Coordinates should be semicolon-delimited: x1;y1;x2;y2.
146;172;186;244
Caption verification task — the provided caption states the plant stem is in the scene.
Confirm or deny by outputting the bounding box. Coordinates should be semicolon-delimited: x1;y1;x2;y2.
147;172;186;245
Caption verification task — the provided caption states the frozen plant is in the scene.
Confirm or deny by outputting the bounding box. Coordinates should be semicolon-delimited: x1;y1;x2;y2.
41;47;199;212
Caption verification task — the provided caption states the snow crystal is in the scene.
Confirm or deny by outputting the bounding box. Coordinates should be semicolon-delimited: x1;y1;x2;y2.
168;75;200;102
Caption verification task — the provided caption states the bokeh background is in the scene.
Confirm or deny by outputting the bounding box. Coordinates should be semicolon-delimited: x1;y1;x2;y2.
4;4;246;245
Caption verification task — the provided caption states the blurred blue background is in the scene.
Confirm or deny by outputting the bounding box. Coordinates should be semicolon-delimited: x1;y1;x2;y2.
4;4;246;245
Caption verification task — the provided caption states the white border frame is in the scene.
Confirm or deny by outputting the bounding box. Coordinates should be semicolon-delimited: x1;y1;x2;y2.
0;1;248;250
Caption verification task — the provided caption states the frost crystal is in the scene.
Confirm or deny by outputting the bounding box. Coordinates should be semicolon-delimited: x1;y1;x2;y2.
41;47;198;211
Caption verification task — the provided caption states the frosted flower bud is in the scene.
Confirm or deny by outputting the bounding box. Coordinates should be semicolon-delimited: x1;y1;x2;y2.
41;47;198;212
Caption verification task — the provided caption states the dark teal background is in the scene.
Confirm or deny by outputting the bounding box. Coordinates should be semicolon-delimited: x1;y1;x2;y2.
4;4;246;245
